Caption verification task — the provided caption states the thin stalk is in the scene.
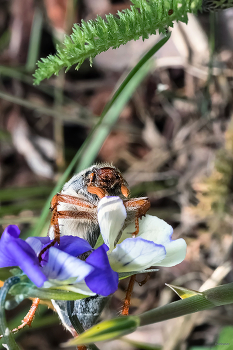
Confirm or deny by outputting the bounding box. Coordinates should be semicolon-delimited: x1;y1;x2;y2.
139;282;233;327
0;277;21;350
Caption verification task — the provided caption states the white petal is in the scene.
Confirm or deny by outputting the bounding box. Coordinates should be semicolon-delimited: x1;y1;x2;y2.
98;196;127;252
155;238;187;267
44;280;96;296
108;237;166;272
120;214;173;246
42;247;94;282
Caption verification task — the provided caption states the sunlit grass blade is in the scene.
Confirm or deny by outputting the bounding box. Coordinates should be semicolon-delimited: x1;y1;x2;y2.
0;186;52;201
26;8;43;72
165;284;203;299
121;337;161;350
71;281;233;345
139;282;233;327
9;284;90;301
76;33;171;171
64;316;140;346
215;326;233;350
76;61;152;170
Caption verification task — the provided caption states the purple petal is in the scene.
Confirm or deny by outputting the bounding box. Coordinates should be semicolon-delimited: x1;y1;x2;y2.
85;245;119;296
0;226;47;287
6;225;20;238
26;237;51;255
26;236;92;267
0;225;36;267
42;247;93;281
58;236;92;257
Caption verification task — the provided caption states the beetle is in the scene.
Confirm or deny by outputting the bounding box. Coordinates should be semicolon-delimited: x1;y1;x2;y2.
7;164;151;337
39;163;150;256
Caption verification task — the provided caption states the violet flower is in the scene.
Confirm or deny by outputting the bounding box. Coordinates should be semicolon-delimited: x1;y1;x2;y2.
0;225;118;297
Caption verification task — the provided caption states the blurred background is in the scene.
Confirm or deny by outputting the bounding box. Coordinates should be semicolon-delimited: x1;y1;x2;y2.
1;0;233;349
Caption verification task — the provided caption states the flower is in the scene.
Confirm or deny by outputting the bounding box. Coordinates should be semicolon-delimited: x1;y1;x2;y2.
0;225;118;297
97;196;187;273
0;198;186;298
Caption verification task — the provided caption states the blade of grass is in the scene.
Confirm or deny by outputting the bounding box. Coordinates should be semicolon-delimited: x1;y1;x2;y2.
0;199;46;217
0;91;91;127
0;217;38;226
31;33;171;237
0;277;21;350
76;60;152;170
0;186;52;201
77;33;171;171
26;8;43;72
139;282;233;327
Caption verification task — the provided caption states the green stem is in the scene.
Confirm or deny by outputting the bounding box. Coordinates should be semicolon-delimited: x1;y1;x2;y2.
0;277;21;350
16;288;89;301
77;33;171;171
139;282;233;327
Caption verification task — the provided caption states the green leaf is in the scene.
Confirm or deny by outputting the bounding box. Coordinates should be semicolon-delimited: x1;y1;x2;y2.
165;283;203;299
77;60;152;170
0;268;12;282
8;277;89;301
94;234;104;249
64;316;140;346
215;326;233;350
26;8;43;72
189;347;215;350
121;337;161;350
9;284;89;301
139;282;233;327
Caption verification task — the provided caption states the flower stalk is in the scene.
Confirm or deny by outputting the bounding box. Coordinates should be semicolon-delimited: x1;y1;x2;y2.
0;276;21;350
68;281;233;346
139;282;233;327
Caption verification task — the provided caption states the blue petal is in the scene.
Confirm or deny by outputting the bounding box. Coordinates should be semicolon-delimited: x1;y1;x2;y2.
108;237;166;272
58;236;93;257
27;236;92;258
0;226;47;287
42;247;94;281
26;237;50;255
85;245;119;296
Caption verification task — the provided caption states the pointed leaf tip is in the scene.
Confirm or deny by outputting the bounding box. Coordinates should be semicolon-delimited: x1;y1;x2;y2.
165;283;203;299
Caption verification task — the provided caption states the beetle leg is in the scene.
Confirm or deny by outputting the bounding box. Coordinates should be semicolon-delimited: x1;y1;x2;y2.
121;275;136;316
136;273;150;286
39;194;97;262
0;298;40;338
53;194;96;209
124;197;150;236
